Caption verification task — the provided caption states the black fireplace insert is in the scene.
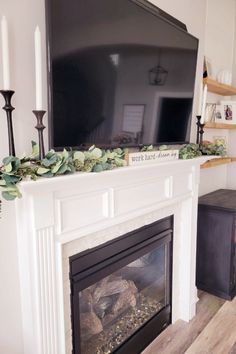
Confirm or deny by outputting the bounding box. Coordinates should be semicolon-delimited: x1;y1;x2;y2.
70;216;173;354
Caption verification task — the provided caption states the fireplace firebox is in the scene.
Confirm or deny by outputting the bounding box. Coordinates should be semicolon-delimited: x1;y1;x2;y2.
70;216;173;354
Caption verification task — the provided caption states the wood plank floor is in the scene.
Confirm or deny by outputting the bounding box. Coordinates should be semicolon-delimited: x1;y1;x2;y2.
142;291;229;354
186;296;236;354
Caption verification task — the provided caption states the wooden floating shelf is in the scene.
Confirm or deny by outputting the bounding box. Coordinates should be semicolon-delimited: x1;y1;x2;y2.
201;157;236;169
203;78;236;96
204;122;236;129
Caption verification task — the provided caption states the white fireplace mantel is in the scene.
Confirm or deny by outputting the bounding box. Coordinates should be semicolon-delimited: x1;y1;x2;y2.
15;157;210;354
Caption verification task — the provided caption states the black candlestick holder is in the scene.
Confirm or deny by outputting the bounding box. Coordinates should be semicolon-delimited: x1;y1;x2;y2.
199;123;205;145
196;115;201;144
33;110;46;160
0;90;15;156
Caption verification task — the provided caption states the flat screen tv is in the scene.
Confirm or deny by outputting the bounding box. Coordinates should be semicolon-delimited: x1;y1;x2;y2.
45;0;198;149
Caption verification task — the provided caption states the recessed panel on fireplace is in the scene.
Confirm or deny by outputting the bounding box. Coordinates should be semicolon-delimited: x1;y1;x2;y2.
56;190;110;234
114;177;170;216
70;216;173;354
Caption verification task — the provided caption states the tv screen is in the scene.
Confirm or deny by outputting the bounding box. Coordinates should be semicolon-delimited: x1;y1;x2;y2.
46;0;198;149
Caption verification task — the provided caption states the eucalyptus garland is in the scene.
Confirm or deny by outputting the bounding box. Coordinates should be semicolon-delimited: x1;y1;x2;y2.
0;142;127;201
0;141;227;203
179;142;227;160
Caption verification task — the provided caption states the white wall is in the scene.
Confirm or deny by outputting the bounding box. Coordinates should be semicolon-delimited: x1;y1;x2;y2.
0;0;47;353
227;2;236;189
199;0;236;196
205;0;235;79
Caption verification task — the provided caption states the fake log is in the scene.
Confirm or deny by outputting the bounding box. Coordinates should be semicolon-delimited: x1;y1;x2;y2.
93;279;130;302
80;311;103;337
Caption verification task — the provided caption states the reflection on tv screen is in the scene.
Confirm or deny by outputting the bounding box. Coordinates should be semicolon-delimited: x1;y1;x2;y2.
47;0;198;148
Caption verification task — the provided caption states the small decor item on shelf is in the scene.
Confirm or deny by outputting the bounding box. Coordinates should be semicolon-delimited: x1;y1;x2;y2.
217;70;232;85
0;90;15;156
203;56;212;79
213;136;227;149
205;103;216;123
214;104;223;122
220;101;236;124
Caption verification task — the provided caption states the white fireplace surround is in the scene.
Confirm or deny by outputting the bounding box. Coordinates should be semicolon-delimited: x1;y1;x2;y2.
15;157;210;354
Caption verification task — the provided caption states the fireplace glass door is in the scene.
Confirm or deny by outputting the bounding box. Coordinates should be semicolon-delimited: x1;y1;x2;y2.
70;217;172;354
80;244;168;353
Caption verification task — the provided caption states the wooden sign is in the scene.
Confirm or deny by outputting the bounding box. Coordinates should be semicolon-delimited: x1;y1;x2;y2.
128;150;179;166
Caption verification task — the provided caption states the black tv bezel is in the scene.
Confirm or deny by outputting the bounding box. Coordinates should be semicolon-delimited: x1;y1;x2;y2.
45;0;199;151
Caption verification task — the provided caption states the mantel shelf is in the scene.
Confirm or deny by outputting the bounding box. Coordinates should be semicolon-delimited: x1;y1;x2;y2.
203;78;236;96
201;157;236;169
204;122;236;129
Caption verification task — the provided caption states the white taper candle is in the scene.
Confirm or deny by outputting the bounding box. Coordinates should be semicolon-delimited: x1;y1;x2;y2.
1;16;10;90
198;81;203;116
201;84;207;124
34;26;43;110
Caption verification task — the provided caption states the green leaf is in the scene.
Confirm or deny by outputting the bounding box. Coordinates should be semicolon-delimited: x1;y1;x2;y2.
140;145;154;152
37;167;51;175
45;150;56;159
51;166;60;174
92;164;104;173
106;152;116;159
69;165;76;173
4;187;19;194
181;153;188;160
3;174;21;184
57;163;69;175
0;179;7;186
4;163;13;173
20;161;31;168
100;155;108;164
159;145;168;151
42;154;58;167
61;149;69;160
2;191;17;200
31;141;39;158
3;156;15;165
89;147;102;159
113;148;123;155
73;151;85;164
101;162;111;170
51;160;62;174
3;156;20;167
114;157;127;167
40;171;54;178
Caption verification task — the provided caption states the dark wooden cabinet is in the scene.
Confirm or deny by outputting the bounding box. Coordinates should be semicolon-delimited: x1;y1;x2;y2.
196;189;236;300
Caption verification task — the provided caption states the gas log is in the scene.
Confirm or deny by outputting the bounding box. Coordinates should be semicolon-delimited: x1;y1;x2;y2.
80;276;138;337
80;311;103;337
